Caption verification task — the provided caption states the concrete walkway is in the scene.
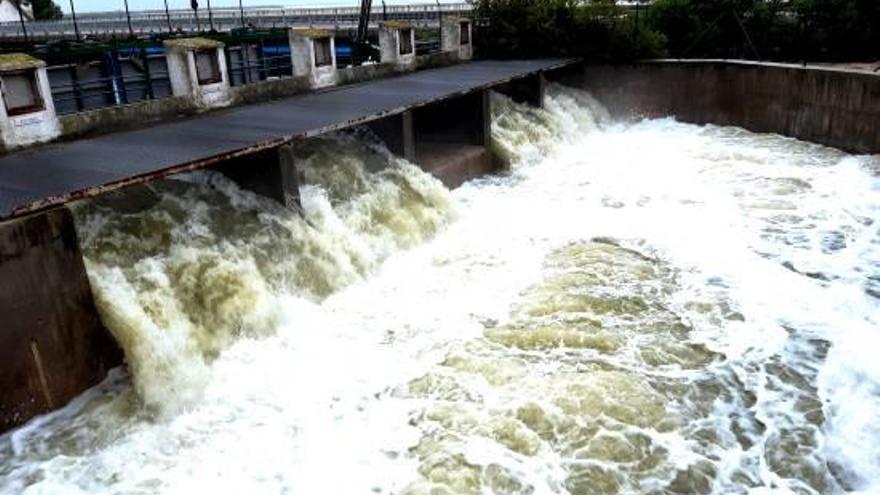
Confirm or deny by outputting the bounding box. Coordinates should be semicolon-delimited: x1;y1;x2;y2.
0;59;570;219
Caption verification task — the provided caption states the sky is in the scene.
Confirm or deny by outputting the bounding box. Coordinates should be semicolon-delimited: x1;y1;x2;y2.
58;0;462;15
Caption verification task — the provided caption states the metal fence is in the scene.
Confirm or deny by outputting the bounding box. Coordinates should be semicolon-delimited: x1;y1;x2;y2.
45;33;433;113
0;3;471;41
48;50;172;114
31;2;465;115
225;41;293;86
415;39;440;56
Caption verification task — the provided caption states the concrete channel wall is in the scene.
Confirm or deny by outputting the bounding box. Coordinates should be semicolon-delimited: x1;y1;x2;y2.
0;207;121;432
557;60;880;154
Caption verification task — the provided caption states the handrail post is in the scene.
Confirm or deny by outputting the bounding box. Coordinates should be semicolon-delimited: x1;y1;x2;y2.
141;46;154;99
69;63;84;112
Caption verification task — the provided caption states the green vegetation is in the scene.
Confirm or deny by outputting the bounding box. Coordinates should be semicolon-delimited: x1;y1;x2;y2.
31;0;63;20
474;0;666;61
474;0;880;62
648;0;880;61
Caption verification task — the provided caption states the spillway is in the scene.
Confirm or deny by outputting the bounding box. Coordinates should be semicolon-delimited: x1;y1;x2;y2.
1;84;878;495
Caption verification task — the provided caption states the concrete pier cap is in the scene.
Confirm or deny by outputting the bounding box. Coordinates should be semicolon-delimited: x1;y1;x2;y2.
379;20;416;69
163;37;232;110
289;28;338;89
441;17;472;61
0;53;61;150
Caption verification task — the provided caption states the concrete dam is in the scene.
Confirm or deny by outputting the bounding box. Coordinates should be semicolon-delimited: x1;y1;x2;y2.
0;29;879;495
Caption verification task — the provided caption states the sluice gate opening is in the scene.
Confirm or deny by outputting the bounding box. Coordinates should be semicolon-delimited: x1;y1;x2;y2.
0;60;559;433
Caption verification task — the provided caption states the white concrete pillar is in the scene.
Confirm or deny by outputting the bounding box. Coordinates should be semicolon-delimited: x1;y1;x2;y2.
163;37;232;109
379;21;416;69
441;17;473;61
0;53;61;150
289;28;338;89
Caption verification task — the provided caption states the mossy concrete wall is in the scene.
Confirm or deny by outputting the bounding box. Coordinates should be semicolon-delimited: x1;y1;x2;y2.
559;60;880;154
60;96;199;140
416;51;460;71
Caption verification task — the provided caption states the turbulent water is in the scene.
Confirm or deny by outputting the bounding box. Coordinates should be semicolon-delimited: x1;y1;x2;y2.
1;84;879;495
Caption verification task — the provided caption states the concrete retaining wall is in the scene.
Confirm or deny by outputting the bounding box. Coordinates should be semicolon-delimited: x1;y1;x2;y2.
335;62;400;86
229;75;314;107
60;96;199;140
558;60;880;154
0;207;121;433
416;51;460;71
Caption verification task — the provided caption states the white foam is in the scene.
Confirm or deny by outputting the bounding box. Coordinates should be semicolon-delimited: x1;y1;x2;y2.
1;86;878;495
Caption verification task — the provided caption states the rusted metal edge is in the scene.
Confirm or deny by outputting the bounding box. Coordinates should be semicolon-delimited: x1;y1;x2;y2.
8;60;577;219
638;59;880;78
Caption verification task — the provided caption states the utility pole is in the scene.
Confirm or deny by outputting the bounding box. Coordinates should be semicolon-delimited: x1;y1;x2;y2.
436;0;441;50
68;0;80;41
191;0;200;32
123;0;134;39
15;0;28;44
207;0;214;31
635;0;640;36
163;0;172;33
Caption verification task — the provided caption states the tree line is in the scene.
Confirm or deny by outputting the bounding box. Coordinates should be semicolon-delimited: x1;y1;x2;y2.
16;0;63;20
473;0;880;63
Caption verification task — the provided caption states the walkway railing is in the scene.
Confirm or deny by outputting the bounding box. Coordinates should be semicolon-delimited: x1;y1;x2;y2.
226;44;294;86
43;22;448;115
0;3;471;41
48;52;173;114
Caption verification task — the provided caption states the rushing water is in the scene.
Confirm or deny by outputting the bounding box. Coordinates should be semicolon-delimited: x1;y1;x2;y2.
1;84;879;495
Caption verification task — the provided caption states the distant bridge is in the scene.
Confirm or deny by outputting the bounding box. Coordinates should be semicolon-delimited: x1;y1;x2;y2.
0;3;472;41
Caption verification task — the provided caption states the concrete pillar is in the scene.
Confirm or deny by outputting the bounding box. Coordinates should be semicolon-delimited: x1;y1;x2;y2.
0;207;121;434
163;37;232;109
402;111;415;162
441;17;473;61
481;89;491;147
215;144;301;209
410;91;496;188
538;72;546;108
379;21;417;70
367;111;415;163
289;28;338;89
0;53;61;151
496;72;545;108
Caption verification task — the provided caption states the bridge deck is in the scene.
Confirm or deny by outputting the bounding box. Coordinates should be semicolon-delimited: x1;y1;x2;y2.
0;59;569;219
